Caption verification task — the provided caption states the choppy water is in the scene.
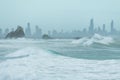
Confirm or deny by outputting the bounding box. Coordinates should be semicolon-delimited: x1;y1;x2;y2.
0;34;120;80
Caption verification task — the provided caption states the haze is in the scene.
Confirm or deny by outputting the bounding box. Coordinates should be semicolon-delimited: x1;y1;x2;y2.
0;0;120;32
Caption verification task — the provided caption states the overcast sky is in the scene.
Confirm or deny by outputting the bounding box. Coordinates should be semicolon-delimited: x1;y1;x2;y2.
0;0;120;32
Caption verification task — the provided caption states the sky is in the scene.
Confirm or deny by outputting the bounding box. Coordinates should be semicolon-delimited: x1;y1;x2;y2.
0;0;120;33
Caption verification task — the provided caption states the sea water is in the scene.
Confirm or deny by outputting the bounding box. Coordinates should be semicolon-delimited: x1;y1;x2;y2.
0;34;120;80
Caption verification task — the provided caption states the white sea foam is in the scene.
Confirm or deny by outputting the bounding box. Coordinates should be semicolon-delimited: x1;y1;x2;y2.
0;47;120;80
72;34;114;46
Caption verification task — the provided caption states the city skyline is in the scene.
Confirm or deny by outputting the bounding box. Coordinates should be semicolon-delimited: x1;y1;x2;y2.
0;0;120;32
0;19;119;39
0;19;120;33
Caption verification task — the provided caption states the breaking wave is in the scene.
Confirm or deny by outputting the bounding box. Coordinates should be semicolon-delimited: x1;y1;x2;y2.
0;47;120;80
0;47;65;80
72;34;114;46
0;37;120;80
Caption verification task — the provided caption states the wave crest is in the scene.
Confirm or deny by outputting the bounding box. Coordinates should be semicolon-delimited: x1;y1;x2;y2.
72;34;114;46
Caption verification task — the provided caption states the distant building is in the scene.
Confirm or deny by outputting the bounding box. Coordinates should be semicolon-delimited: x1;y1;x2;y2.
97;26;102;34
110;20;118;36
52;30;57;38
89;19;94;35
102;24;107;35
111;20;114;33
103;24;106;32
34;25;42;39
25;22;32;38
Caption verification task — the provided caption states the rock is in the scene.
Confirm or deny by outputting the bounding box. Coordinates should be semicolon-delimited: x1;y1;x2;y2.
42;34;51;39
5;26;25;39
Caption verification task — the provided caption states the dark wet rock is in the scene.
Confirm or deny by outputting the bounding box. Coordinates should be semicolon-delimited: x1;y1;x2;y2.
5;26;25;39
42;34;51;39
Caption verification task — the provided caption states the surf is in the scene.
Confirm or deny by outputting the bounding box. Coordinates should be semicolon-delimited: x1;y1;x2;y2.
0;39;120;80
0;47;120;80
72;34;114;46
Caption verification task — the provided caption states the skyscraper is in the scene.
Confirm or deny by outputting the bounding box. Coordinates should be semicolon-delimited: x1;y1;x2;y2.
102;24;107;35
25;22;32;38
89;19;94;35
97;26;101;33
34;25;42;39
103;24;106;32
111;20;114;33
52;30;57;38
110;20;118;35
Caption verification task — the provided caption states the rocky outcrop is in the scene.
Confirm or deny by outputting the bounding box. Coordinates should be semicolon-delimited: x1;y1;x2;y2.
42;34;51;39
5;26;25;39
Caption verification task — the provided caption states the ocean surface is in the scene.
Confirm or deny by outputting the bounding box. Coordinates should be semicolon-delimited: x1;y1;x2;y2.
0;34;120;80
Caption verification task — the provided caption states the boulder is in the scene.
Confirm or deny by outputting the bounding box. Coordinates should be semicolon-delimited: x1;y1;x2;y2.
42;34;51;39
6;26;25;39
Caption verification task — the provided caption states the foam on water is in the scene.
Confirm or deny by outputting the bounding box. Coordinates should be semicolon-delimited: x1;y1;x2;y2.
72;34;114;46
0;47;120;80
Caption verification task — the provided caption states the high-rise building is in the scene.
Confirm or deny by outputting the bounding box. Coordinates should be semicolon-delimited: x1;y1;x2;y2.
89;19;94;35
25;22;32;38
34;25;42;38
97;26;102;34
52;30;57;38
110;20;118;35
110;20;116;34
111;20;114;33
103;24;106;32
102;24;107;35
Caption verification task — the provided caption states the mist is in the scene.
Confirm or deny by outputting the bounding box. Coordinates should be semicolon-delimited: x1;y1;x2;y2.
0;0;120;32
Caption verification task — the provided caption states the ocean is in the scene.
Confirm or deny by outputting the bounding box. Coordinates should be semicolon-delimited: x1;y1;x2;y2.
0;34;120;80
